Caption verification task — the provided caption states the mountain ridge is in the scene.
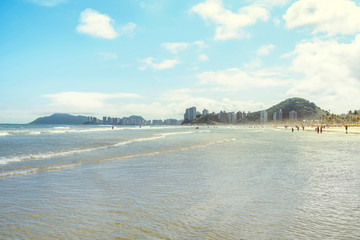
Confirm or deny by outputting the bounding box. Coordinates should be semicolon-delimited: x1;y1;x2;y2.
29;113;88;125
240;97;326;123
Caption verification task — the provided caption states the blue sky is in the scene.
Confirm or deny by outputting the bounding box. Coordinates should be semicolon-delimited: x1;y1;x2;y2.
1;0;360;123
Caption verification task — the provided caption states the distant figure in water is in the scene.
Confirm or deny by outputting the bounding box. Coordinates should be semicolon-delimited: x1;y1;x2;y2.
345;125;348;134
296;126;299;131
112;126;114;129
320;126;323;133
292;127;294;132
302;125;305;131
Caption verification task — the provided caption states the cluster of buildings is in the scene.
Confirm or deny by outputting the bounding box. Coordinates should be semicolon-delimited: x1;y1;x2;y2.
260;109;285;123
184;107;250;124
150;119;182;125
87;116;182;126
260;109;297;123
218;111;249;124
185;107;298;124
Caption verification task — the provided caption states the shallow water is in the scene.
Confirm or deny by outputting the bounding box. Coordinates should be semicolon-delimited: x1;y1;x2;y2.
1;125;360;239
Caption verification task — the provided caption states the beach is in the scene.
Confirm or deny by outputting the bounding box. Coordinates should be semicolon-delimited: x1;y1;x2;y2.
1;124;360;239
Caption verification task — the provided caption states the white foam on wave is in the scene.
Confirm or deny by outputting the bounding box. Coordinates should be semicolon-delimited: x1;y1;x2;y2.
0;132;9;137
0;157;22;165
0;130;196;165
0;126;122;137
53;126;71;130
0;168;38;178
104;137;237;163
0;137;236;178
160;131;194;136
45;163;82;171
0;163;81;178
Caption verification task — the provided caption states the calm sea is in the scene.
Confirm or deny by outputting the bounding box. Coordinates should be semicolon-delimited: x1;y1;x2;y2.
1;124;360;239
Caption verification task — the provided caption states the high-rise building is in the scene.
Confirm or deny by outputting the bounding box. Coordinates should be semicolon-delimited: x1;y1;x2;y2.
289;110;297;121
229;112;236;124
202;109;209;115
273;112;278;121
184;107;197;121
260;110;268;123
236;111;242;120
279;109;283;121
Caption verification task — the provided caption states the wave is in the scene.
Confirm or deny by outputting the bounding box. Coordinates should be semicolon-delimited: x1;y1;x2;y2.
0;164;81;178
53;127;71;130
0;138;236;179
44;163;82;171
0;125;196;137
0;157;22;165
0;168;38;178
0;126;121;137
0;131;197;165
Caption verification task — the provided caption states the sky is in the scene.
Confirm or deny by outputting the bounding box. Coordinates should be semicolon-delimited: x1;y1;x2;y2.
1;0;360;123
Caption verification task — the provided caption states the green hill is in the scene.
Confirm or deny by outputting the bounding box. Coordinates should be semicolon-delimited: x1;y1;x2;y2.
240;98;326;123
190;113;221;125
30;113;88;124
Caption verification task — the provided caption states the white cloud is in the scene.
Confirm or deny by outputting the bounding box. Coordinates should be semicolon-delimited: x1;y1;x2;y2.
119;22;137;37
197;68;288;91
273;17;281;27
192;40;207;48
286;35;360;113
243;58;262;69
158;89;268;117
102;88;270;120
43;92;141;113
161;40;207;54
27;0;66;7
140;57;179;70
161;42;189;54
98;52;118;61
256;44;275;56
257;0;290;7
198;54;209;61
190;0;269;40
139;1;165;14
159;88;206;102
77;9;118;39
284;0;360;35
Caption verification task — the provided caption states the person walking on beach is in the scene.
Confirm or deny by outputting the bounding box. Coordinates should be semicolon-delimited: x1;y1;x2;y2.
345;125;348;134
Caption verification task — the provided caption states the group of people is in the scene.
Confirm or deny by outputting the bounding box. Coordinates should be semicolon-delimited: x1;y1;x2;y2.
285;125;305;132
315;125;325;133
287;124;350;134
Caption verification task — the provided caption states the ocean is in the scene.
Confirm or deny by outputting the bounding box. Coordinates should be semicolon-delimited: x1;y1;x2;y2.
1;124;360;239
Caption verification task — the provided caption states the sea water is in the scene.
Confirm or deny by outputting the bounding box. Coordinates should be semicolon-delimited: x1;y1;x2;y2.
1;124;360;239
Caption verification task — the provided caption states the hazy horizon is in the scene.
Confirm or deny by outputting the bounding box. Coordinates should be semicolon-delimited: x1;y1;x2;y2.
1;0;360;123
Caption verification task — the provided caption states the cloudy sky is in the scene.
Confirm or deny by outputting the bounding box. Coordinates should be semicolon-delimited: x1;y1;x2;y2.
1;0;360;123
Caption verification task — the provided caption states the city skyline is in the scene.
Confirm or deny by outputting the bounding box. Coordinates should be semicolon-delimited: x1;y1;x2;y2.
1;0;360;123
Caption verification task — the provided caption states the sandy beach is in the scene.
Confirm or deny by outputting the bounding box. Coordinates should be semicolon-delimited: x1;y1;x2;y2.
286;125;360;134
